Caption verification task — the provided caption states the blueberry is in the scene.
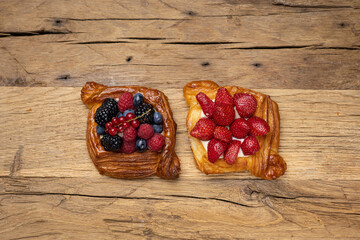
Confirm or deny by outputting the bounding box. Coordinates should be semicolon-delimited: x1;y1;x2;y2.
96;125;106;135
153;112;163;124
152;124;163;133
117;112;123;118
136;138;147;152
133;93;144;108
123;109;135;117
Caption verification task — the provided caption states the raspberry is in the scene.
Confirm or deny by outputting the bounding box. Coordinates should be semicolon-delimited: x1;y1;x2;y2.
123;126;137;142
147;133;165;152
120;140;136;154
138;123;154;140
118;92;134;112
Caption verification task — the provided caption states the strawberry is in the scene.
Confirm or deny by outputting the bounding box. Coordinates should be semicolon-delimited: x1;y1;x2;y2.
215;87;233;106
230;118;250;139
207;139;228;163
247;116;270;136
118;92;134;112
241;136;260;155
190;118;216;141
224;140;242;165
213;104;235;126
196;92;215;118
233;93;257;118
214;126;232;143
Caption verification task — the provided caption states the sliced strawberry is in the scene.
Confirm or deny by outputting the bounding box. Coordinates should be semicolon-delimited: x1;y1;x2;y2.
224;140;242;165
230;118;250;139
247;116;270;136
207;139;228;163
213;104;235;126
196;92;215;118
214;126;232;143
233;93;257;118
190;118;216;141
241;136;260;155
215;87;233;106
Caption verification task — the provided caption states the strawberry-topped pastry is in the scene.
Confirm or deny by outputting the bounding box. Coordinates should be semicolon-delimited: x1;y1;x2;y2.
184;80;286;180
81;82;180;180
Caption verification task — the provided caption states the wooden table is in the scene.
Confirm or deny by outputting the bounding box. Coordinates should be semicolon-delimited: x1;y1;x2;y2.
1;0;360;239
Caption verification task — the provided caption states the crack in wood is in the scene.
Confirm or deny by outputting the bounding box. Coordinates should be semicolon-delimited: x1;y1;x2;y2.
0;30;73;38
66;17;187;21
272;0;356;9
9;146;24;177
72;40;131;44
164;41;244;45
166;194;255;208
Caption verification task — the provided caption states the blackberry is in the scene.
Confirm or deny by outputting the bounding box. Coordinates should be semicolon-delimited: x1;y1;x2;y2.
101;134;123;151
135;102;155;124
94;98;119;126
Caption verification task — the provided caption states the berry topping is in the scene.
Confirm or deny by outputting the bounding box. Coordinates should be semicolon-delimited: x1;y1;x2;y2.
108;127;118;136
133;93;144;108
230;118;250;139
213;104;235;126
123;109;135;118
120;140;136;154
135;102;155;124
147;133;165;152
118;116;126;123
215;87;233;106
105;122;113;130
118;92;134;112
153;112;163;124
118;125;125;133
247;116;270;136
101;134;123;151
233;93;257;118
207;139;228;163
117;112;123;118
122;122;130;129
224;140;242;165
96;125;106;135
241;136;260;155
111;117;120;125
123;126;137;142
152;124;163;133
138;123;154;140
130;119;140;128
94;98;119;126
125;112;136;121
213;126;232;143
196;92;215;118
136;138;147;152
190;118;216;141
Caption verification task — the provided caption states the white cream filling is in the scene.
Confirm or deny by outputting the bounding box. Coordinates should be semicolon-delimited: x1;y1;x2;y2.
199;101;247;157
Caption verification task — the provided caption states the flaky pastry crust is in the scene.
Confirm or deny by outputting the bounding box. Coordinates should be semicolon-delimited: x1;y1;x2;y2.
184;81;286;180
81;82;180;180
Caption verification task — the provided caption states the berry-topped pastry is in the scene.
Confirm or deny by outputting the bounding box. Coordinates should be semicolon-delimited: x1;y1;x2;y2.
81;82;180;179
183;80;286;180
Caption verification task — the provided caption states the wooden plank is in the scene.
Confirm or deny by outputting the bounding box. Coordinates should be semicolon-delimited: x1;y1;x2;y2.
0;42;359;89
0;177;359;239
0;87;359;181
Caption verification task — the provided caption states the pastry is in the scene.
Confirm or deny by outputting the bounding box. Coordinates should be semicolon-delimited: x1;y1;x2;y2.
81;82;180;179
183;80;286;180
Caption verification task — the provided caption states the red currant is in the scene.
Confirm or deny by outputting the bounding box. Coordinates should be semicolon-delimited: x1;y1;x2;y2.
111;117;120;125
126;112;136;121
130;119;140;128
118;126;125;133
109;127;118;136
122;122;130;129
105;122;113;129
118;116;126;123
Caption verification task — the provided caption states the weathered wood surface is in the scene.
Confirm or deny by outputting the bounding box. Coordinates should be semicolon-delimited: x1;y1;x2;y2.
1;0;360;239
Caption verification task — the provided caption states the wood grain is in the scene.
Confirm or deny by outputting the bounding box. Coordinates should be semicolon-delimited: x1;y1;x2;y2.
0;0;360;89
1;0;360;239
